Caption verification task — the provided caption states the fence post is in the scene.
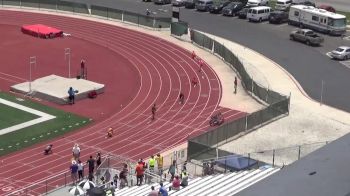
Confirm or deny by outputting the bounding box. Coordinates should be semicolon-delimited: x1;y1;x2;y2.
245;114;248;131
298;145;301;160
251;77;254;95
122;11;124;22
265;86;269;102
45;180;48;194
288;92;291;115
272;149;275;167
65;173;67;186
248;153;250;167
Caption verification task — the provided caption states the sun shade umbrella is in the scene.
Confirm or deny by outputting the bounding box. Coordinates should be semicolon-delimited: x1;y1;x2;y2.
69;185;85;195
79;180;96;190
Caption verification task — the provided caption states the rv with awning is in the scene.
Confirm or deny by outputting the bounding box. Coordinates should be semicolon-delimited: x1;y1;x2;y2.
288;5;346;35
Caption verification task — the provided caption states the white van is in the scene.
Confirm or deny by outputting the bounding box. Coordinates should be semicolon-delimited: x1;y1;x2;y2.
247;0;268;7
275;0;292;10
247;6;271;22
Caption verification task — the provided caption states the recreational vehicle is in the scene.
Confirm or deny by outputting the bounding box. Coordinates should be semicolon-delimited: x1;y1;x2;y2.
288;5;346;35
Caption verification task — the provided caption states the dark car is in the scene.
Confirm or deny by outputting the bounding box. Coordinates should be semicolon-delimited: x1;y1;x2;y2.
268;11;288;24
185;0;197;8
237;7;249;18
209;0;231;14
222;2;245;16
298;1;315;7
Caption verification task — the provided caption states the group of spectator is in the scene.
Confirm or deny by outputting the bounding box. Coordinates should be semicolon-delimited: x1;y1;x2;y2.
69;143;103;184
135;154;164;186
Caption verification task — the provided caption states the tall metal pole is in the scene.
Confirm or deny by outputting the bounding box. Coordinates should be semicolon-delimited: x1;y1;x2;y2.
29;56;36;92
65;48;71;78
320;80;325;105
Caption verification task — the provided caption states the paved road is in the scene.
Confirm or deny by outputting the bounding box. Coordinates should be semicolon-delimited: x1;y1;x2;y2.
67;0;350;112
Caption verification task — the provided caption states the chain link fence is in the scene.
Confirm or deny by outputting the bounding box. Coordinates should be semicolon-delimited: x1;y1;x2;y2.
187;30;291;162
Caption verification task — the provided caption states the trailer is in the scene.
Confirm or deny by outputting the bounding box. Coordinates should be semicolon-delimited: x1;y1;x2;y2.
288;5;346;35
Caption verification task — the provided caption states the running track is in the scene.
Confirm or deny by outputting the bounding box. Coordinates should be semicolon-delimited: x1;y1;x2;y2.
0;10;246;195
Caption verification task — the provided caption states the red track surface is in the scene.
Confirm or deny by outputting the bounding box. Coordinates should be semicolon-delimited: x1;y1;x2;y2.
0;10;246;195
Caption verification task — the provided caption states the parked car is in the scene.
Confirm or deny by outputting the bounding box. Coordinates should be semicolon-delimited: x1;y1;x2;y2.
247;0;268;7
154;0;172;4
196;0;214;11
275;0;292;11
318;4;336;13
247;6;271;22
185;0;197;8
330;46;350;60
222;2;245;16
237;7;250;18
172;0;186;6
290;29;324;46
268;10;289;23
209;0;231;14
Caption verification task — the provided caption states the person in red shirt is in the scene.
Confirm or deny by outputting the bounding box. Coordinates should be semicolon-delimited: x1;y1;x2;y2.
170;175;181;191
191;51;196;60
191;77;198;88
135;161;145;186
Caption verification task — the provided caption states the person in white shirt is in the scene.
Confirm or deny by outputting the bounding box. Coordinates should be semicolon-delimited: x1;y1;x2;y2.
72;144;80;160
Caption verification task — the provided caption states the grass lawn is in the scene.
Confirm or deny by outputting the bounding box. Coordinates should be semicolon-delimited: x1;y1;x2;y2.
0;92;91;156
0;103;39;129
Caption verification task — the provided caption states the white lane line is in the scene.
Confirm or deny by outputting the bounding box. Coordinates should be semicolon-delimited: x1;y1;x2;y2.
0;98;56;135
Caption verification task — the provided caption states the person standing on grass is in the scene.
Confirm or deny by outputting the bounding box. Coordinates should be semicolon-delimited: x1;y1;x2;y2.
77;160;84;181
87;155;95;175
234;76;238;94
70;160;79;184
151;104;157;120
72;144;80;160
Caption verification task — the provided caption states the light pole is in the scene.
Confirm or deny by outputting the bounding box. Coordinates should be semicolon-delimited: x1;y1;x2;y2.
64;48;71;78
29;56;36;93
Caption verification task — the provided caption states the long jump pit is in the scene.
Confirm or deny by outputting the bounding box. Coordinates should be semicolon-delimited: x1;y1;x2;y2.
10;74;105;104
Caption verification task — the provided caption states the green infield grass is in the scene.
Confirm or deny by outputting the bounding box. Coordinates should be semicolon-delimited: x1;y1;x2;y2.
0;103;39;129
0;92;91;156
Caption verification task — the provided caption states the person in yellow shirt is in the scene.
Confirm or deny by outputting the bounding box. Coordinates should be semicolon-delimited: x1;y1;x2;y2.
149;155;156;173
156;153;164;176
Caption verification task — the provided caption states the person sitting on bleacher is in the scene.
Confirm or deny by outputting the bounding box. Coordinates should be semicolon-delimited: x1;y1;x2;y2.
148;186;158;196
180;171;188;187
169;175;181;191
159;182;168;196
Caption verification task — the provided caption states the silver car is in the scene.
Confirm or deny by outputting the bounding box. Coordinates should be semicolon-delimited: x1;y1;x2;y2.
330;46;350;60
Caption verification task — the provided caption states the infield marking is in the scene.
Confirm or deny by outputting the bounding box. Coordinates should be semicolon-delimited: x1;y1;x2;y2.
0;98;56;135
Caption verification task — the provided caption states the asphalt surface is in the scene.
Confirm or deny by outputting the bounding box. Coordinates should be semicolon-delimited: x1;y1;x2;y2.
66;0;350;112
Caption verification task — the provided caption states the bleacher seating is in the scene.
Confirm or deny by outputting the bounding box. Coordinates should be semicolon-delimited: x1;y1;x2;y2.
113;166;280;195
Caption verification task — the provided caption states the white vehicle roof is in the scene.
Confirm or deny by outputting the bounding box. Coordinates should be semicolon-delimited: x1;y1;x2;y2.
291;5;346;19
249;6;271;10
337;46;350;50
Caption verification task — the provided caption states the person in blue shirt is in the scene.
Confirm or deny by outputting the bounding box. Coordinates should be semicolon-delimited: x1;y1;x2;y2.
159;182;168;196
68;87;76;104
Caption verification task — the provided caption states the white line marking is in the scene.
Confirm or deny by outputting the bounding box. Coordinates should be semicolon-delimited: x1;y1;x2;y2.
0;98;56;135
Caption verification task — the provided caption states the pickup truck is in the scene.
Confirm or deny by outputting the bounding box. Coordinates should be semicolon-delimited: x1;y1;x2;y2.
290;29;324;46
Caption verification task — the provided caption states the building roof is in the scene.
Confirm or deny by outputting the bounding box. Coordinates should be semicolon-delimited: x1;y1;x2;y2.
236;132;350;196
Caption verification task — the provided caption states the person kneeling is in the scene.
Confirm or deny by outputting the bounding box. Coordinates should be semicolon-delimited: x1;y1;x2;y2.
44;144;53;155
107;127;113;138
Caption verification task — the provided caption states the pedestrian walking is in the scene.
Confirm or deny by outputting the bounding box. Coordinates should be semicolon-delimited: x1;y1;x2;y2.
70;160;79;184
96;152;102;168
72;144;80;160
77;160;84;181
87;155;95;175
151;104;157;120
68;87;77;105
179;93;185;104
168;160;176;182
234;76;238;94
